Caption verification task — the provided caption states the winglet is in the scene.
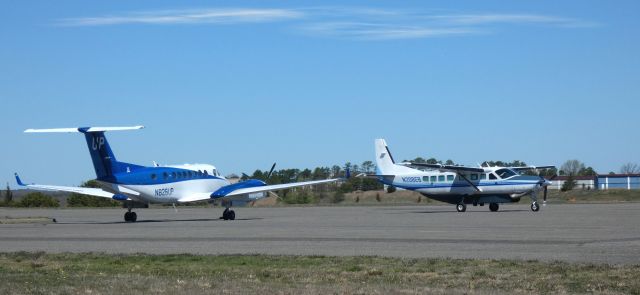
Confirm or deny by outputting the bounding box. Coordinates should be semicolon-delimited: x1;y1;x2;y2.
14;173;25;186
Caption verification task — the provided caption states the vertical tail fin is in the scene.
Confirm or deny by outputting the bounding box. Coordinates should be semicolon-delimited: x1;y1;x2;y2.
25;126;144;179
375;139;395;175
83;131;118;178
374;139;417;175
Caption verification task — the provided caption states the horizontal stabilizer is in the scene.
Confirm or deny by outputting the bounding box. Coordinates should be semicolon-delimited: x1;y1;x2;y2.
14;173;129;200
25;126;144;133
357;173;396;179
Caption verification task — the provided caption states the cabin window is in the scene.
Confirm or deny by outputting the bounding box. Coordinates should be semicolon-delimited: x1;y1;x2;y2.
163;172;168;179
151;174;157;180
188;171;193;178
480;174;487;180
171;172;176;179
430;176;437;182
212;169;217;176
489;173;497;180
447;175;454;181
496;169;517;179
204;170;209;176
422;176;429;182
470;174;478;180
438;175;445;182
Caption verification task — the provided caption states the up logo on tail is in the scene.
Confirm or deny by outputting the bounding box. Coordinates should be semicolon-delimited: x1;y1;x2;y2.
92;136;105;151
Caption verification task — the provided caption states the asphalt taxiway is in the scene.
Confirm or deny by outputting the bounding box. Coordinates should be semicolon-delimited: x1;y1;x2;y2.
1;203;639;264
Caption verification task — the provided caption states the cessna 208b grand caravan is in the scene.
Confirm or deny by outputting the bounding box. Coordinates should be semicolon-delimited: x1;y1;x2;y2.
15;126;341;222
370;139;554;212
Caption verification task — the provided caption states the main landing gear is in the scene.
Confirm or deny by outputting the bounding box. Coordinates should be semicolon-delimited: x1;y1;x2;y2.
456;203;466;212
489;203;500;212
221;207;236;220
124;208;137;222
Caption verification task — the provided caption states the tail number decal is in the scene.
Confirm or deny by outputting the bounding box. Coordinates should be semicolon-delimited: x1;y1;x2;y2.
401;177;421;183
155;188;174;197
92;137;105;150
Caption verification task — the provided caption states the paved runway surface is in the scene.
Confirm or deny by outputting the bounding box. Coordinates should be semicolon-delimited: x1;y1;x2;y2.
1;203;639;264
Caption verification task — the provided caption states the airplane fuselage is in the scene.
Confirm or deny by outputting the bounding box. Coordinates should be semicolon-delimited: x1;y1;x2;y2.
379;168;545;205
96;164;263;205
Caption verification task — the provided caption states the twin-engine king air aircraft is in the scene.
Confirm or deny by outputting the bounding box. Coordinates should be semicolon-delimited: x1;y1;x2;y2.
370;139;554;212
15;126;341;222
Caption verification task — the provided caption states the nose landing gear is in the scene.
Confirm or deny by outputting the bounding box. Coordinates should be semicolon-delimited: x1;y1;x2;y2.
531;201;540;212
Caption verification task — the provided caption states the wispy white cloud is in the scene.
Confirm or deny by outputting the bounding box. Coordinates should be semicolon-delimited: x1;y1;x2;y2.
59;8;303;26
303;22;478;40
298;9;598;40
429;13;598;28
57;7;598;40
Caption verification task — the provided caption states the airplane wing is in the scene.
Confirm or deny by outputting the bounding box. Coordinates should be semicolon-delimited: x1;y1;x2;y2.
356;173;396;178
14;173;131;201
177;193;212;203
400;162;485;173
177;178;340;203
511;165;556;171
223;179;338;197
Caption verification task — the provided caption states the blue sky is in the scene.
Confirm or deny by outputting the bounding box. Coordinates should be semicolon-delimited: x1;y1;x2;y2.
1;1;639;186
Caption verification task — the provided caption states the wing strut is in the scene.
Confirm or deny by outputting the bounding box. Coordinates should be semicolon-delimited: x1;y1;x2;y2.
457;173;482;192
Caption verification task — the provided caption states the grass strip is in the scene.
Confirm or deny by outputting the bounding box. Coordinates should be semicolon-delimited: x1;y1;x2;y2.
0;252;638;294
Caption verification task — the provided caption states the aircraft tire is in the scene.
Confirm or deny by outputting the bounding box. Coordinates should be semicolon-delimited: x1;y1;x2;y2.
228;210;236;220
124;212;131;222
531;202;540;212
489;203;499;212
456;204;466;212
222;209;230;220
131;212;137;222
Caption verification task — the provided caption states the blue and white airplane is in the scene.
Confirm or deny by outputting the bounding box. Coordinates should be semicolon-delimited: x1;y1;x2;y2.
15;126;341;222
370;139;554;212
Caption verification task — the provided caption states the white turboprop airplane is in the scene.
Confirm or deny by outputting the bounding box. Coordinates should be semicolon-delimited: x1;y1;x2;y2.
369;139;554;212
15;126;342;222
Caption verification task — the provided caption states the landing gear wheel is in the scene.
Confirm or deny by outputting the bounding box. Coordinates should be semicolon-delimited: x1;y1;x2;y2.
531;202;540;212
222;208;235;220
489;203;499;212
124;211;137;222
456;203;467;212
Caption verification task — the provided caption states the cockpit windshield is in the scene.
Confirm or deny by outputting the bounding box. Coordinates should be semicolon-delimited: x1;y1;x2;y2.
495;168;517;179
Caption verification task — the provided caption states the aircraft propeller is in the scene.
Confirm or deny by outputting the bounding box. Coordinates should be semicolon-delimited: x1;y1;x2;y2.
266;162;277;180
539;174;558;204
241;162;280;199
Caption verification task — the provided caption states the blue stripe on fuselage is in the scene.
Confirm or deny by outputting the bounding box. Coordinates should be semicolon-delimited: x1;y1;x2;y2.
381;179;538;190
